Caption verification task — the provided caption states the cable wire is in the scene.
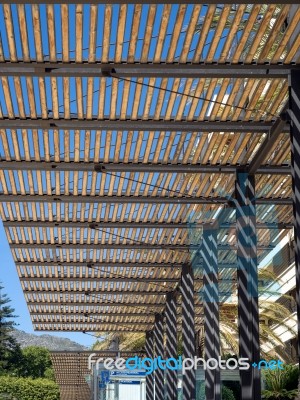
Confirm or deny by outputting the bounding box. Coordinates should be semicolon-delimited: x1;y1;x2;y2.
114;76;277;118
100;170;195;198
84;291;164;316
86;262;177;291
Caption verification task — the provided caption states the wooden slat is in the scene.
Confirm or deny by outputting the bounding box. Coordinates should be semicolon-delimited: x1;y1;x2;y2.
115;4;127;62
102;5;112;63
166;4;187;62
193;4;217;62
153;4;172;62
180;5;202;63
61;4;69;62
88;5;98;62
75;4;83;62
17;4;30;61
258;5;290;62
47;5;56;62
244;5;278;63
3;5;17;61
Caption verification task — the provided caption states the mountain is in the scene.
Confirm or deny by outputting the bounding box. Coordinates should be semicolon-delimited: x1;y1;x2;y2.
12;329;88;351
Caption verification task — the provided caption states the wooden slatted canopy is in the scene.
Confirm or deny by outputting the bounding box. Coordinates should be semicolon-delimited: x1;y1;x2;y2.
50;351;145;400
0;4;299;334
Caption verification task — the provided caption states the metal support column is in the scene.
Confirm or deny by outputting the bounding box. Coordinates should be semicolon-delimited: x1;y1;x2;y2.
145;331;155;400
165;291;178;400
154;313;165;400
201;225;221;400
236;171;261;400
181;264;196;400
289;70;300;364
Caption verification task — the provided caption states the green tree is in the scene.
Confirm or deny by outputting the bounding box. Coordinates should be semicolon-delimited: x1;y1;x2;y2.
0;284;22;375
19;347;52;379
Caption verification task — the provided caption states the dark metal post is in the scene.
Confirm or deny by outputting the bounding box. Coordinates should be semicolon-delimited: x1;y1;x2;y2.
154;313;164;400
201;225;221;400
236;171;261;400
289;70;300;365
165;291;178;400
145;331;155;400
181;264;196;400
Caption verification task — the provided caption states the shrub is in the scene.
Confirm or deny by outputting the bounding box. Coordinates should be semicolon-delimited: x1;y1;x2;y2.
0;376;59;400
262;364;299;400
197;383;236;400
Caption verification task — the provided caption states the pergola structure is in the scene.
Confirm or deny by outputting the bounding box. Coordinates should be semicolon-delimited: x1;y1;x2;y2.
50;351;92;400
0;3;300;400
50;350;145;400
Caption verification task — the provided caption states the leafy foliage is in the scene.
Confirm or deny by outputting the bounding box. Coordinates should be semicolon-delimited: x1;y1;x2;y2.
0;285;56;384
0;285;22;375
262;364;299;400
0;376;59;400
197;383;236;400
19;347;52;379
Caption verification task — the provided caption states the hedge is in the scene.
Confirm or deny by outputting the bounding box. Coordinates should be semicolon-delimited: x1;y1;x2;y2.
198;383;236;400
0;376;59;400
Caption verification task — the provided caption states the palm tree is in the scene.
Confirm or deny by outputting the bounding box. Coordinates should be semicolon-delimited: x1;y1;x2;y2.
193;5;286;61
196;268;297;361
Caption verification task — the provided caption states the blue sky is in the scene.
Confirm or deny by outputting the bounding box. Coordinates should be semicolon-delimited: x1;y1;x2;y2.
0;221;95;348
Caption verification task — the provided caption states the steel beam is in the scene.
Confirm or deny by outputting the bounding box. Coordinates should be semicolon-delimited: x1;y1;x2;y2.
3;220;294;229
29;309;236;318
181;264;196;400
0;117;290;133
16;261;186;268
0;159;290;175
0;61;298;78
11;242;197;250
98;163;290;175
23;288;206;295
4;220;196;228
33;322;206;332
24;299;226;307
36;317;155;324
24;289;171;295
289;70;300;366
33;321;152;326
154;313;164;400
15;261;236;268
20;277;182;283
165;291;178;400
145;331;155;400
33;326;148;332
21;276;212;283
0;193;292;205
26;301;167;307
201;225;221;400
29;310;202;317
10;242;274;250
236;172;261;400
30;311;157;317
248;103;289;174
